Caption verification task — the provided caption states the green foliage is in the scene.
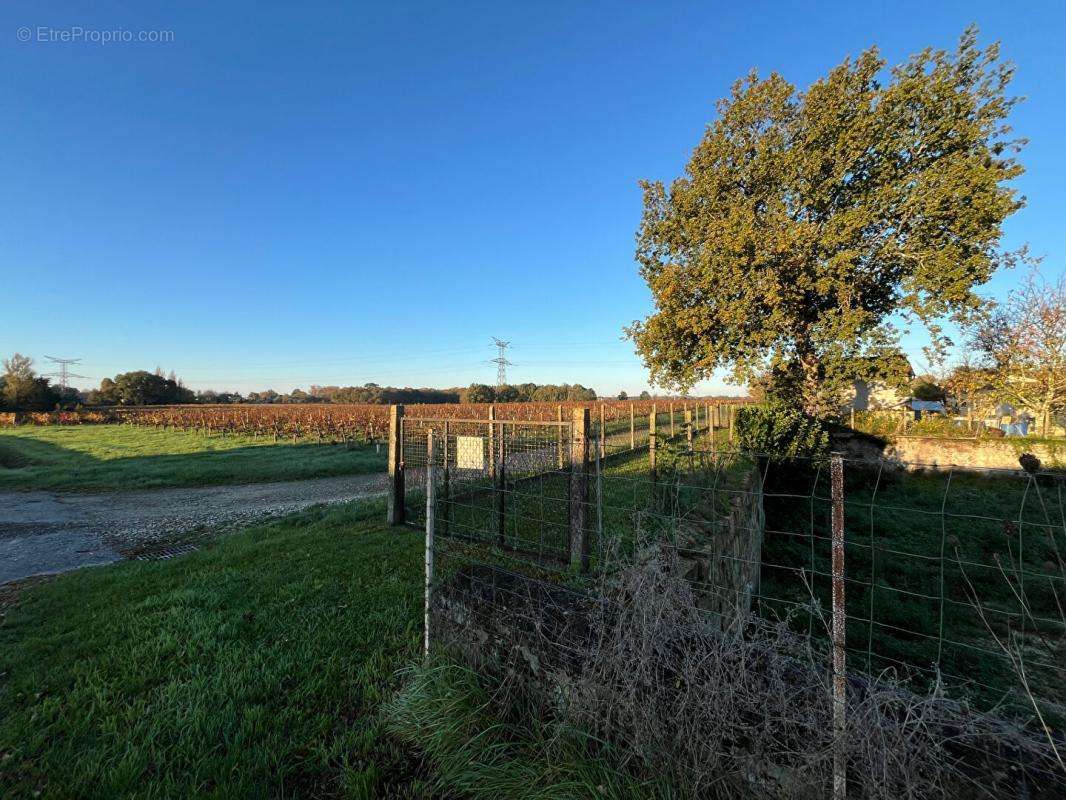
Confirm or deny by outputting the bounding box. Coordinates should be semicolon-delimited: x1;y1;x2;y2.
735;401;829;461
911;377;947;402
463;383;496;403
628;27;1024;417
1;353;61;412
92;370;195;406
386;660;666;800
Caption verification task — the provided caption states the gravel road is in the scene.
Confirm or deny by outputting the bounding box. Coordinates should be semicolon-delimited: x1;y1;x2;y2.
0;473;386;585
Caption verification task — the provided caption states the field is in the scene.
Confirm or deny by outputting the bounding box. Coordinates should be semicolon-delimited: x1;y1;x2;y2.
0;501;647;800
0;425;385;492
0;501;430;798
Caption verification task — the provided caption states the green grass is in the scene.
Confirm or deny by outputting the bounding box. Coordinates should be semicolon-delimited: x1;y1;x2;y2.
0;425;386;492
0;501;433;799
385;661;670;800
758;463;1066;716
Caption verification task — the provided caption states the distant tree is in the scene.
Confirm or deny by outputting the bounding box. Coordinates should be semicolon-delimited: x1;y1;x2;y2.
108;371;194;405
494;385;520;402
971;269;1066;434
1;353;60;411
463;384;496;404
910;376;947;402
617;390;628;400
639;390;652;400
627;28;1025;418
944;358;996;418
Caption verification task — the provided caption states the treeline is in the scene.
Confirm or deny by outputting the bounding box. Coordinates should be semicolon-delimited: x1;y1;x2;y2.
0;356;605;410
213;382;599;405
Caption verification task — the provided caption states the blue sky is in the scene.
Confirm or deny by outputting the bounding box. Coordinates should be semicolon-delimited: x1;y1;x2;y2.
1;1;1064;396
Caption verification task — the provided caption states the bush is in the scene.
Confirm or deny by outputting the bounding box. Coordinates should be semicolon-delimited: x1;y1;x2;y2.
735;401;829;462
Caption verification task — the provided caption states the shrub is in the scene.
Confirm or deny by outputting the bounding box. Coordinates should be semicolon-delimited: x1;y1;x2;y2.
734;401;829;462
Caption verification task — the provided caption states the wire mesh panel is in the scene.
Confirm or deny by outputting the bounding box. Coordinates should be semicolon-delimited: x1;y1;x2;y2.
403;415;1066;795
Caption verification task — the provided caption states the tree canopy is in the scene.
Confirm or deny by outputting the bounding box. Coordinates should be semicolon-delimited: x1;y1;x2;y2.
628;27;1024;416
970;268;1066;433
0;354;61;412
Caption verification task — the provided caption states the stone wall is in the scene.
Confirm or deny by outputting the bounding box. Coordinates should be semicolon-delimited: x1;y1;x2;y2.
677;465;765;626
836;430;1066;471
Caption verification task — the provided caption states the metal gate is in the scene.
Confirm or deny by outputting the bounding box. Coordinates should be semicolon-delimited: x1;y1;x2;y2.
388;407;584;566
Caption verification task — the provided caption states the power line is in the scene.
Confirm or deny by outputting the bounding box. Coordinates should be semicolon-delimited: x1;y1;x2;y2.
490;337;513;389
43;355;88;390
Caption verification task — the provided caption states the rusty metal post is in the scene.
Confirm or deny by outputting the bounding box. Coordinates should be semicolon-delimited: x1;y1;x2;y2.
495;419;506;547
441;420;450;538
424;430;436;657
387;404;405;525
830;452;847;800
487;404;496;478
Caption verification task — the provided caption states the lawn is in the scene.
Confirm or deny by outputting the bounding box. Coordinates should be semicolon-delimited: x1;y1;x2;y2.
0;501;432;799
0;425;386;492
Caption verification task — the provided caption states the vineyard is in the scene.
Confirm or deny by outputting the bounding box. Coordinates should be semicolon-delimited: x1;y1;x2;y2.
0;399;750;444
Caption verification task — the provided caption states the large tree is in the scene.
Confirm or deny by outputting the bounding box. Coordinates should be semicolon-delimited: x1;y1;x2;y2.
628;28;1024;416
1;353;61;412
971;269;1066;434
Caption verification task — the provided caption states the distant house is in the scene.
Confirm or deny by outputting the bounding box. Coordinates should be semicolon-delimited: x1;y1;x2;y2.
846;352;914;412
849;379;909;411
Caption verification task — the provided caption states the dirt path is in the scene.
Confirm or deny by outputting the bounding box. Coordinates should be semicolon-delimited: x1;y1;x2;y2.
0;473;387;585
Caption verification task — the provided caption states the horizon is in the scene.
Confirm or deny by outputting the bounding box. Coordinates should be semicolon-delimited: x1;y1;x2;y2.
2;1;1065;397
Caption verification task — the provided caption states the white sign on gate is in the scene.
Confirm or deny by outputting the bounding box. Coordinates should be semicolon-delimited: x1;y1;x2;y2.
455;436;485;471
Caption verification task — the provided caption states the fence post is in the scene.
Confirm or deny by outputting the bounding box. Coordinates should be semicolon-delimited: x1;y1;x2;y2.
669;401;675;438
496;419;506;547
569;408;590;573
424;430;436;658
649;404;657;482
488;404;496;478
387;404;405;525
557;404;565;469
599;403;606;459
830;452;847;800
441;420;450;538
728;405;735;443
684;407;693;448
629;402;635;450
558;407;567;469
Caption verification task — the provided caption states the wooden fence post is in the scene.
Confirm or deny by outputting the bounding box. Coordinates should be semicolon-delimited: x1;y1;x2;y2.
669;401;675;438
387;404;405;525
629;402;636;450
649;404;658;482
599;403;606;459
684;407;693;447
557;404;565;469
570;408;590;573
728;404;735;443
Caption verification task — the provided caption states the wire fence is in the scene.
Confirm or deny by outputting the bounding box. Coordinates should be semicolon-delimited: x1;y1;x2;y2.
392;411;1066;797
